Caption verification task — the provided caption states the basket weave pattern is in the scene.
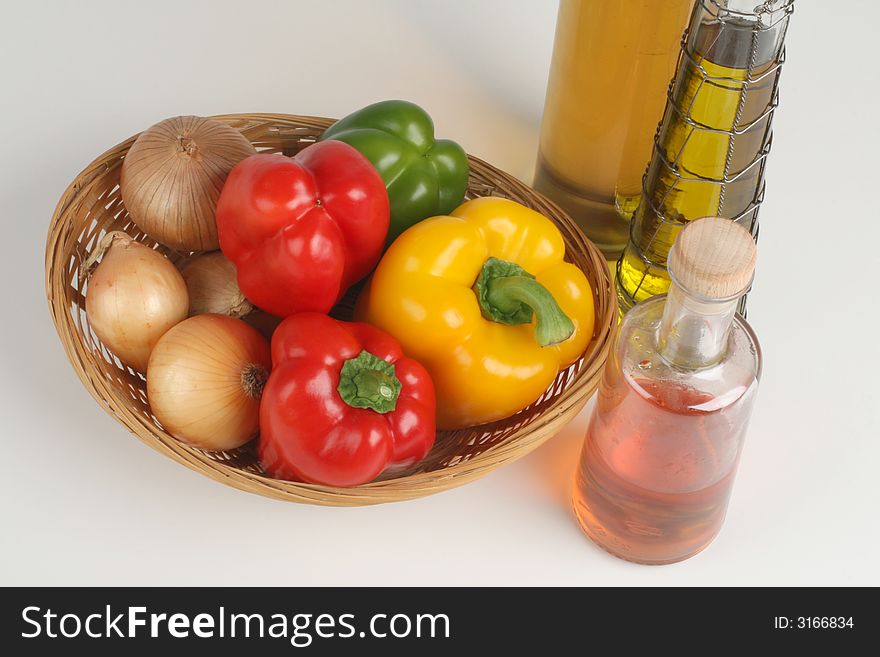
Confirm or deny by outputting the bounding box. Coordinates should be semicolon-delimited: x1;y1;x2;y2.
45;113;615;506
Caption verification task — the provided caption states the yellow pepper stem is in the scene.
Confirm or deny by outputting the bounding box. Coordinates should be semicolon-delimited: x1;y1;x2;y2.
474;257;575;347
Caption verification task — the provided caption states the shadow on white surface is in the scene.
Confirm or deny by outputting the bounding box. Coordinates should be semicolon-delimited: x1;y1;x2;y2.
518;405;587;510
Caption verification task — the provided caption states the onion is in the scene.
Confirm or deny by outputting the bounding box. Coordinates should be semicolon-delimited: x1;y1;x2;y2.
147;314;271;451
84;232;189;372
120;116;256;252
179;251;253;318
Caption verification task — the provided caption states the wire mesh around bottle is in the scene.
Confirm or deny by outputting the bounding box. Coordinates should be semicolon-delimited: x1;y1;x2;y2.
615;0;793;315
704;0;794;29
616;166;767;313
616;122;773;311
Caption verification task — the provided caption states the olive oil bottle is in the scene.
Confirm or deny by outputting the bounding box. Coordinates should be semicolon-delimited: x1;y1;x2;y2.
617;0;794;310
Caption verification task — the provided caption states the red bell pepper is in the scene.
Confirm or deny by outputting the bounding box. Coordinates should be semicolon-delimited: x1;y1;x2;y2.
259;313;436;487
216;141;389;317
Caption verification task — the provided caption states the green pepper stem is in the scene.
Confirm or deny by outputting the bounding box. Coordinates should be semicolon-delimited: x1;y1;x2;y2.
337;351;402;414
474;257;575;347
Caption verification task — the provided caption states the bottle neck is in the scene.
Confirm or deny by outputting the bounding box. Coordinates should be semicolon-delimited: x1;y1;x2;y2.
658;283;739;369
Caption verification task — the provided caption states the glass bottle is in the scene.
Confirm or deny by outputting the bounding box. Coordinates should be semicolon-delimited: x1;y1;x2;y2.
574;217;761;565
534;0;695;258
616;0;793;312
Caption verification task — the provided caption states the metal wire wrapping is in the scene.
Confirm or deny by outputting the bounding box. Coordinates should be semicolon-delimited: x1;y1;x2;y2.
45;113;616;506
617;0;795;315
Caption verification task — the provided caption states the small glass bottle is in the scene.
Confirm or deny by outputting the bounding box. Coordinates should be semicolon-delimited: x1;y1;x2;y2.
574;217;761;564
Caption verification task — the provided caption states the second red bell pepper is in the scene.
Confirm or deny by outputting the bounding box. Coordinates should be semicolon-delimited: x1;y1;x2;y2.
216;141;390;317
259;313;436;487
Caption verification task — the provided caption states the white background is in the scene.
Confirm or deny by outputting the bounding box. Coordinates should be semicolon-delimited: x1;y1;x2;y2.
1;0;877;586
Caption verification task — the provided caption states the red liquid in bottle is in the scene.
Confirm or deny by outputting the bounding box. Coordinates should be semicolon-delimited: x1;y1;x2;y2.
574;376;749;564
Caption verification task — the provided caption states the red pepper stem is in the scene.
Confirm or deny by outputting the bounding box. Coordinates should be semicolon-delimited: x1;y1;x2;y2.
337;350;402;414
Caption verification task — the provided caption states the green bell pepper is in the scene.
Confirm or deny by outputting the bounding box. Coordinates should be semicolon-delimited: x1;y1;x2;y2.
320;100;469;242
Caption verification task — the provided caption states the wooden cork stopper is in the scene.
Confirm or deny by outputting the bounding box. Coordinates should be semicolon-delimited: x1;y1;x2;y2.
668;217;757;300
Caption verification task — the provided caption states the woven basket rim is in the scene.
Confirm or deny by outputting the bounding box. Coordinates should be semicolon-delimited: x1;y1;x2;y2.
45;112;616;505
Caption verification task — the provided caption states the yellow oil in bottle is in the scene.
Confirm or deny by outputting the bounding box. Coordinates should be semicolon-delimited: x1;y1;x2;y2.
613;189;641;222
617;15;782;309
535;0;695;257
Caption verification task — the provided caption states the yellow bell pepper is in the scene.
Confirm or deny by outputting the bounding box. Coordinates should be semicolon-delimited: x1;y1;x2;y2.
357;197;594;429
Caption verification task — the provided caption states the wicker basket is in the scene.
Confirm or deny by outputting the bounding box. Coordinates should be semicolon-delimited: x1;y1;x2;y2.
45;113;615;506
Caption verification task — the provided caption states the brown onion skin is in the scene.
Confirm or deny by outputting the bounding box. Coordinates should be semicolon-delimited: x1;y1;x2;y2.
120;116;256;252
179;251;253;318
85;234;188;372
146;314;271;451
